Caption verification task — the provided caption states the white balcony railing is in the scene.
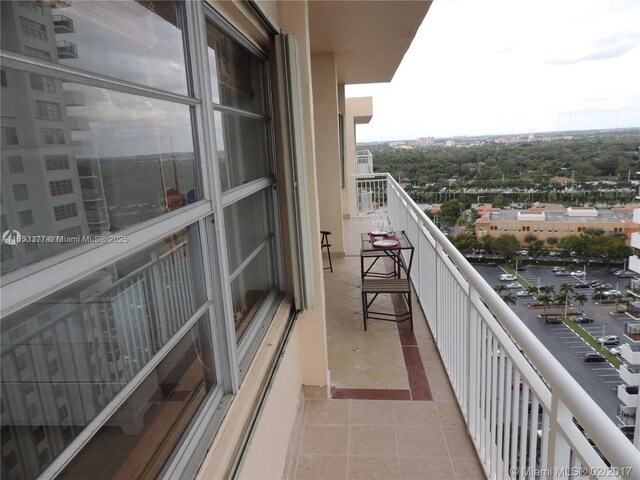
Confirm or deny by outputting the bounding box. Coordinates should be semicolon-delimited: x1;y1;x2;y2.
354;173;387;216
356;149;373;175
382;173;640;478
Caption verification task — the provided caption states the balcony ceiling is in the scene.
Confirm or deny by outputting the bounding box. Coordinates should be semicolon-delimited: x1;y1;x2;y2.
308;0;432;84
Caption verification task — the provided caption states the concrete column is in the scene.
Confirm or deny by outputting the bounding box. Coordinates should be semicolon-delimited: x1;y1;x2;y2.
311;53;345;255
277;0;329;389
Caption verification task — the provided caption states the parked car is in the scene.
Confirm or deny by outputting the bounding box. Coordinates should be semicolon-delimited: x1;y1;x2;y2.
487;262;498;267
584;353;607;363
545;316;562;324
506;282;521;289
570;271;584;276
552;266;565;272
500;274;516;281
588;280;602;287
574;283;590;289
609;347;622;356
516;290;530;297
597;335;619;346
554;271;571;276
604;290;621;297
574;316;594;324
617;273;635;279
516;265;526;271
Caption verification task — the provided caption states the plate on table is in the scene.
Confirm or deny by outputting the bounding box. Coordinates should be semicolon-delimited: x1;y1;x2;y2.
371;229;386;236
373;239;398;248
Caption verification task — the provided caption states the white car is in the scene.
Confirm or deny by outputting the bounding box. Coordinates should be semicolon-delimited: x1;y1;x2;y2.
554;271;571;276
506;282;520;289
597;335;619;346
516;290;530;297
500;274;516;281
609;347;622;356
570;271;584;276
552;266;565;272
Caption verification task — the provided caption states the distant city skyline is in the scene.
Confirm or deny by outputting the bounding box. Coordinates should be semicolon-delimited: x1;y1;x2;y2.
346;0;640;142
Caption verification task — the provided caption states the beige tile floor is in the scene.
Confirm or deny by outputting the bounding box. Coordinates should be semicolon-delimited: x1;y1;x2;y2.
285;218;486;479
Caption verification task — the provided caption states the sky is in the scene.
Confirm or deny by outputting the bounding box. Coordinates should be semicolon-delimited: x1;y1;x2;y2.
345;0;640;142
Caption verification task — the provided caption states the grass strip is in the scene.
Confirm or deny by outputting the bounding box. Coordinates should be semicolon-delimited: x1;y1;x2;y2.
564;318;621;368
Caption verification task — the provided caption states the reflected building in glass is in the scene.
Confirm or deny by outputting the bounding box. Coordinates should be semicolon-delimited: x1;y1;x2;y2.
1;1;93;274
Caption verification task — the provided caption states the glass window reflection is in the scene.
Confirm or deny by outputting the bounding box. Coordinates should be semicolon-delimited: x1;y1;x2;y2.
224;190;270;274
206;22;264;114
1;1;189;95
214;111;269;191
231;247;273;341
0;68;200;275
58;314;215;480
0;225;207;479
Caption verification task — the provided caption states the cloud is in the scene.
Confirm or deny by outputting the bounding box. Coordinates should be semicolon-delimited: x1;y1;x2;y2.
547;30;640;65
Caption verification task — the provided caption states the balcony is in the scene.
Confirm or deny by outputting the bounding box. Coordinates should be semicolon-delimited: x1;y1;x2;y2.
618;385;638;408
356;150;373;175
297;173;640;476
621;343;640;364
620;364;640;387
618;405;636;427
57;40;78;59
624;322;640;342
53;15;74;33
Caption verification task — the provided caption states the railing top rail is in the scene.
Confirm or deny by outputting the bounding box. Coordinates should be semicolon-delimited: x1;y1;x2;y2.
383;172;640;471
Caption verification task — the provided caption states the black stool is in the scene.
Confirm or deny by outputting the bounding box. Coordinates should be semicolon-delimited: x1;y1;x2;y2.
320;230;333;272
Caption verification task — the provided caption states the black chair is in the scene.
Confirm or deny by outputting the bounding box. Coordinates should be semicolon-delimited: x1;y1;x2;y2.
320;230;333;272
361;231;414;331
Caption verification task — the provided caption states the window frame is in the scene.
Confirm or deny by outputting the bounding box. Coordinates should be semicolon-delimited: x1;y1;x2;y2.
0;2;286;479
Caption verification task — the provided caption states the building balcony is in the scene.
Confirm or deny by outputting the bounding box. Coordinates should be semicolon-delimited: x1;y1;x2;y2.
295;173;640;476
53;15;74;34
57;40;78;59
620;364;640;387
356;150;373;175
621;342;640;364
618;384;638;408
67;115;90;131
630;255;640;275
624;323;640;343
618;405;636;427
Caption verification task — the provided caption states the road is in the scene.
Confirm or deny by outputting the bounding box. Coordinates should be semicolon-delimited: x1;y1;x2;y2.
474;263;639;422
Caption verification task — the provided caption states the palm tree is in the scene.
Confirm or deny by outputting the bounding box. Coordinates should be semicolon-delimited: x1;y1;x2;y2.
537;285;556;318
558;283;574;319
494;284;506;295
501;292;516;306
573;292;587;313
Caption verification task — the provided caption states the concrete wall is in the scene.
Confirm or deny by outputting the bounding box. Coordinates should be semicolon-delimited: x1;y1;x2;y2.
344;97;373;218
311;53;345;255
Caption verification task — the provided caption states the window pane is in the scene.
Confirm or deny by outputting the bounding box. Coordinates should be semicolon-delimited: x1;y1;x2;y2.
58;313;215;480
206;22;264;114
232;247;274;341
215;111;269;191
224;190;270;274
1;1;189;95
0;69;200;275
0;225;207;480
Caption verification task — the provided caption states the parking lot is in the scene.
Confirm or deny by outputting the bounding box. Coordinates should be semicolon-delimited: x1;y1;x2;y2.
474;262;639;421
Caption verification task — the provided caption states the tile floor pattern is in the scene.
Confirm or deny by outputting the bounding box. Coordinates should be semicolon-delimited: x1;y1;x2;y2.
285;218;486;478
287;398;485;479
